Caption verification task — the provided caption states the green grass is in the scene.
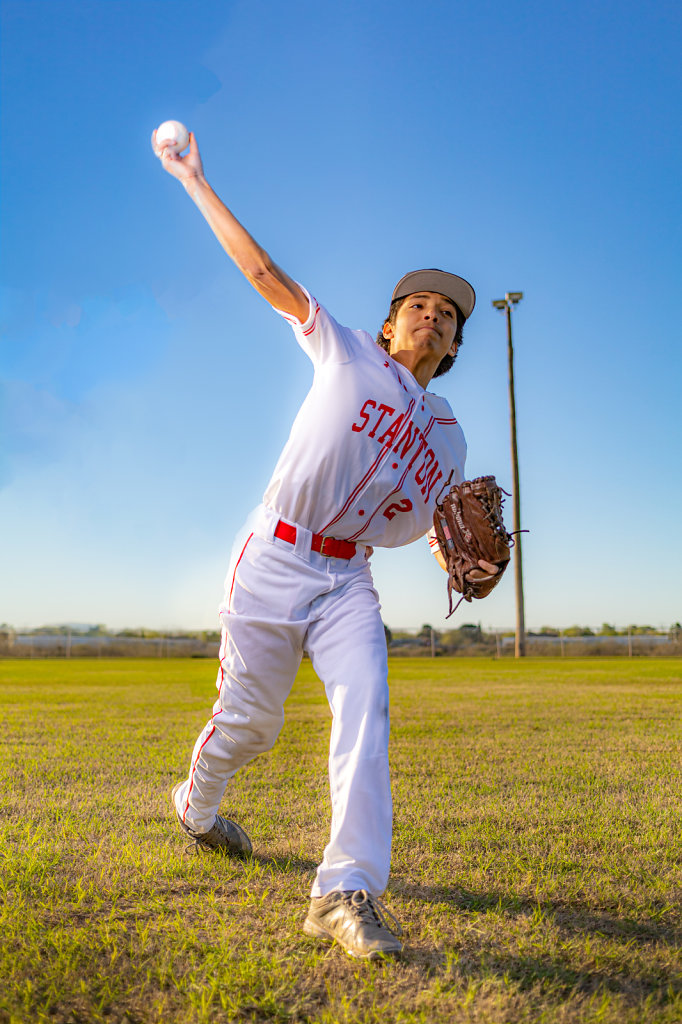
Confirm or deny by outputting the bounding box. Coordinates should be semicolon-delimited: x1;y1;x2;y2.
1;657;681;1024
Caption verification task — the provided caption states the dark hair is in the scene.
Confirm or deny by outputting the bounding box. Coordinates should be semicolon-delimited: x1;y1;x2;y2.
375;296;465;378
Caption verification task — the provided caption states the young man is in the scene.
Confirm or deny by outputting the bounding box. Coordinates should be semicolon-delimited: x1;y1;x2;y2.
153;129;477;960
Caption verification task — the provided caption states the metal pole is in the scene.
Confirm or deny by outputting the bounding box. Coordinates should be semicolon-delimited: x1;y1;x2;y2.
505;302;526;658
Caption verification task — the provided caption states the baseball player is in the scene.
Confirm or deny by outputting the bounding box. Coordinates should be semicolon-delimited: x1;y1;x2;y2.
153;129;476;960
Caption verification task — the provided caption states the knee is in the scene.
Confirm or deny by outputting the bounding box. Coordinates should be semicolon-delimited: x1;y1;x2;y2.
250;708;284;752
217;704;284;757
331;673;390;758
359;675;390;721
347;648;389;715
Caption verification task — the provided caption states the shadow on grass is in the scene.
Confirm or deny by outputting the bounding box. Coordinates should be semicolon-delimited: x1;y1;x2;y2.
393;880;681;944
429;945;678;1004
177;841;318;877
249;850;318;874
390;878;682;1002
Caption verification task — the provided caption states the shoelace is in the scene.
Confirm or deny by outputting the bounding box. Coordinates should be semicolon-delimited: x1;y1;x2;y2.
343;889;403;937
183;816;234;856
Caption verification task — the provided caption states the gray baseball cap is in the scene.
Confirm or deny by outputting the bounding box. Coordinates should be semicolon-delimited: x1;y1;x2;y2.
391;269;476;320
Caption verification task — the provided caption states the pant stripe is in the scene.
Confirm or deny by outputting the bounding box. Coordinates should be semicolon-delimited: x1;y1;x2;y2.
227;533;253;613
217;619;228;689
183;706;222;820
180;517;391;893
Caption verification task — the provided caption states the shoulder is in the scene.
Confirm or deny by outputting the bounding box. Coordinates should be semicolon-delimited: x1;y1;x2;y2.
276;286;377;364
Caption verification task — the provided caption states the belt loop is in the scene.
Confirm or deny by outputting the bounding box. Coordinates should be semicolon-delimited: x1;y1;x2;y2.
259;505;277;543
294;523;312;558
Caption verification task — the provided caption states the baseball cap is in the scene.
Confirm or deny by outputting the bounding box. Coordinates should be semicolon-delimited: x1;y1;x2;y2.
391;269;476;320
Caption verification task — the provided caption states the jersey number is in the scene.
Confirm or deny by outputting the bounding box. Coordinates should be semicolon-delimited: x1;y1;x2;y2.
383;498;413;521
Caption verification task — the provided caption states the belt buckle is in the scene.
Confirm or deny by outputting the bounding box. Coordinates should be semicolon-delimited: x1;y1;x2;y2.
318;536;333;557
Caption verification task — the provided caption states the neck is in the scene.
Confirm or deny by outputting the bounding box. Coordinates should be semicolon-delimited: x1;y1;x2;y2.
390;350;437;389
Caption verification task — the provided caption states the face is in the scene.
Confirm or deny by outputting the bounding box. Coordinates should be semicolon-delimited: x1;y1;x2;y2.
383;292;459;362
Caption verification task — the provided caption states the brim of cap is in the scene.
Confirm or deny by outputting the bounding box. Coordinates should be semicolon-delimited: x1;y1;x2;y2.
391;269;476;319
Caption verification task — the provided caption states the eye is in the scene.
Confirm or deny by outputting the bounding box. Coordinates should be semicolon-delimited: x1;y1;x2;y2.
442;308;454;318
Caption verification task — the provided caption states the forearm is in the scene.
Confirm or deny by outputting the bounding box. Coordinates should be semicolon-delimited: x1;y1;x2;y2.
433;548;447;571
183;176;308;320
427;530;447;571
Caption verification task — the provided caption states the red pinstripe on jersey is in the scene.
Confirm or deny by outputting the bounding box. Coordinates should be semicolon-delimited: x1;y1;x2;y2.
319;398;416;534
344;417;436;541
386;359;412;395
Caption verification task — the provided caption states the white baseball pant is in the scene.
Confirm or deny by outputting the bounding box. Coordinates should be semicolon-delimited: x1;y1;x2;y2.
173;504;392;896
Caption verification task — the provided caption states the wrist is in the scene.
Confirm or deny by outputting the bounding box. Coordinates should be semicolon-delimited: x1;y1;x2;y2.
183;173;210;200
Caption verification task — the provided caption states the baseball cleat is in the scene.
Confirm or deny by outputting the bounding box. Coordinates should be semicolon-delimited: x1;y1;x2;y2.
303;889;403;960
171;782;252;856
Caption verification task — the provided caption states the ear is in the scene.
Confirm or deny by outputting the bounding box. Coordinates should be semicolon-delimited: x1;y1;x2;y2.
448;340;459;357
382;321;394;342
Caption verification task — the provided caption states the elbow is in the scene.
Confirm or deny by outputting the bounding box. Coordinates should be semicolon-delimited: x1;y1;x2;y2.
242;251;275;284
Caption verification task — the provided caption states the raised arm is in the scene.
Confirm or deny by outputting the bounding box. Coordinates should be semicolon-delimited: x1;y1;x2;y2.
152;129;309;323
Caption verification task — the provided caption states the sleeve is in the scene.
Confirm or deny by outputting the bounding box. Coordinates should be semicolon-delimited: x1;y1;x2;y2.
273;284;363;366
426;527;441;553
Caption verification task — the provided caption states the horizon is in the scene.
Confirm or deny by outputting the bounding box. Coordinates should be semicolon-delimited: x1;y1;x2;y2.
2;619;678;636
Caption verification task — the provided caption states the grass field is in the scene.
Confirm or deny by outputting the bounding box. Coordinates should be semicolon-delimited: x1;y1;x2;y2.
1;657;681;1024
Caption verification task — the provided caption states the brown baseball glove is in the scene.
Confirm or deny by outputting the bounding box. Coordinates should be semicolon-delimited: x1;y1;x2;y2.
433;475;513;617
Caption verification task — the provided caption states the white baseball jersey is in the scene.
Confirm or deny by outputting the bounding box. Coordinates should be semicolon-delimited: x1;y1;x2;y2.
264;286;467;548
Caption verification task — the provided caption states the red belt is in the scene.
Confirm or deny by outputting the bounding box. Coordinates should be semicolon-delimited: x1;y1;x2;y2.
274;519;357;559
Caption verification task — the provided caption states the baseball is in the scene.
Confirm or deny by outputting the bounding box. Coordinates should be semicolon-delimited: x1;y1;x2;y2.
155;120;190;154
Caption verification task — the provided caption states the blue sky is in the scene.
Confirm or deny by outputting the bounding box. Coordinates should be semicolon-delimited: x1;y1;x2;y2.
1;0;680;633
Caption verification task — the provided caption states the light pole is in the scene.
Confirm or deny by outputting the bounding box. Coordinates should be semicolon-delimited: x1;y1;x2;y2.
492;292;526;658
